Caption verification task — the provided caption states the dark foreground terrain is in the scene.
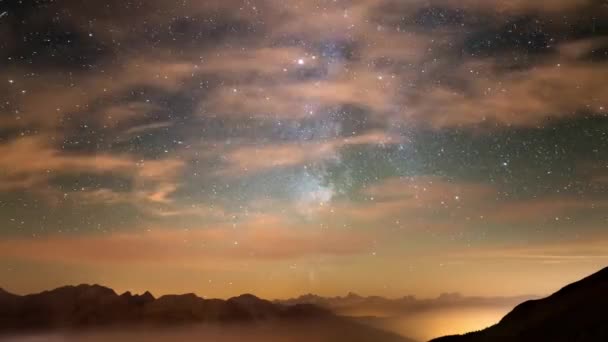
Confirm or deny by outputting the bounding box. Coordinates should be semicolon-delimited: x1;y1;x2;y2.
0;285;413;342
431;266;608;342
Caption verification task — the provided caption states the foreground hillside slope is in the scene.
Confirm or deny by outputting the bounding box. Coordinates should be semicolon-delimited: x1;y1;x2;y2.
431;267;608;342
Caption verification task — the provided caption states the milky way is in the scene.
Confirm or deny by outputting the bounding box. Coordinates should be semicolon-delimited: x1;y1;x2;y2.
0;0;607;299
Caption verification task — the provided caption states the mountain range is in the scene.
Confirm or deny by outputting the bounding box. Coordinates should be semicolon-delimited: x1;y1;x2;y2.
431;266;608;342
277;291;536;341
1;266;607;342
277;291;534;316
0;284;412;342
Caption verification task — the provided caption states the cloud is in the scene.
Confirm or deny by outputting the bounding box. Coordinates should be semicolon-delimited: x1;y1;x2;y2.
1;59;197;130
0;214;371;264
313;176;608;229
201;66;403;119
4;0;606;148
0;136;185;208
1;0;607;301
176;0;608;131
486;197;606;224
436;0;593;13
371;0;596;21
0;136;133;190
101;102;164;129
315;176;496;226
219;131;400;176
402;60;608;128
453;236;608;264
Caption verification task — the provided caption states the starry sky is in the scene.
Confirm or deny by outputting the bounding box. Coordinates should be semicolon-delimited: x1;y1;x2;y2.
0;0;607;300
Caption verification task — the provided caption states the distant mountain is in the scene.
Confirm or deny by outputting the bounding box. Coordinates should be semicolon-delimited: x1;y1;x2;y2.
0;285;412;342
277;291;535;317
431;267;608;342
277;291;535;341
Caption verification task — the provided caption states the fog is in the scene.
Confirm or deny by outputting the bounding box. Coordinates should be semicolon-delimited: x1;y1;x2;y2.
0;307;513;342
2;327;340;342
358;306;509;341
279;294;534;341
0;321;408;342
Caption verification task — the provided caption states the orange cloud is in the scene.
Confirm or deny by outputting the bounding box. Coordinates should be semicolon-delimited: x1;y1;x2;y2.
1;59;196;130
0;214;371;265
203;72;400;119
0;136;185;208
311;177;608;230
0;136;133;190
318;177;496;226
401;61;608;128
453;234;608;264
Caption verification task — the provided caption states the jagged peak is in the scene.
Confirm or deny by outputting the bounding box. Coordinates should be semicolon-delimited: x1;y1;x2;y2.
156;293;201;301
231;293;262;300
40;284;117;297
76;284;117;295
140;291;155;300
121;290;155;300
229;293;273;306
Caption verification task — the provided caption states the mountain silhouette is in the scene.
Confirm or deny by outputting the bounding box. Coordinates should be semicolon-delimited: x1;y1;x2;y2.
431;266;608;342
0;285;413;342
278;291;533;314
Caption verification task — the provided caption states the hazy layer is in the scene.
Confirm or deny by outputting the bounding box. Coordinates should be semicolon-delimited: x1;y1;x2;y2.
0;321;410;342
360;307;508;341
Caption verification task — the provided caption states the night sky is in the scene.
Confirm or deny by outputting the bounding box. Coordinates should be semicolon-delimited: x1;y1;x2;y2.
0;0;607;300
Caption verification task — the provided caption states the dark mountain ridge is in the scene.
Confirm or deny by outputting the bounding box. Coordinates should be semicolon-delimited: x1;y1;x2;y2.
431;266;608;342
277;291;534;315
0;285;329;331
0;285;412;342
